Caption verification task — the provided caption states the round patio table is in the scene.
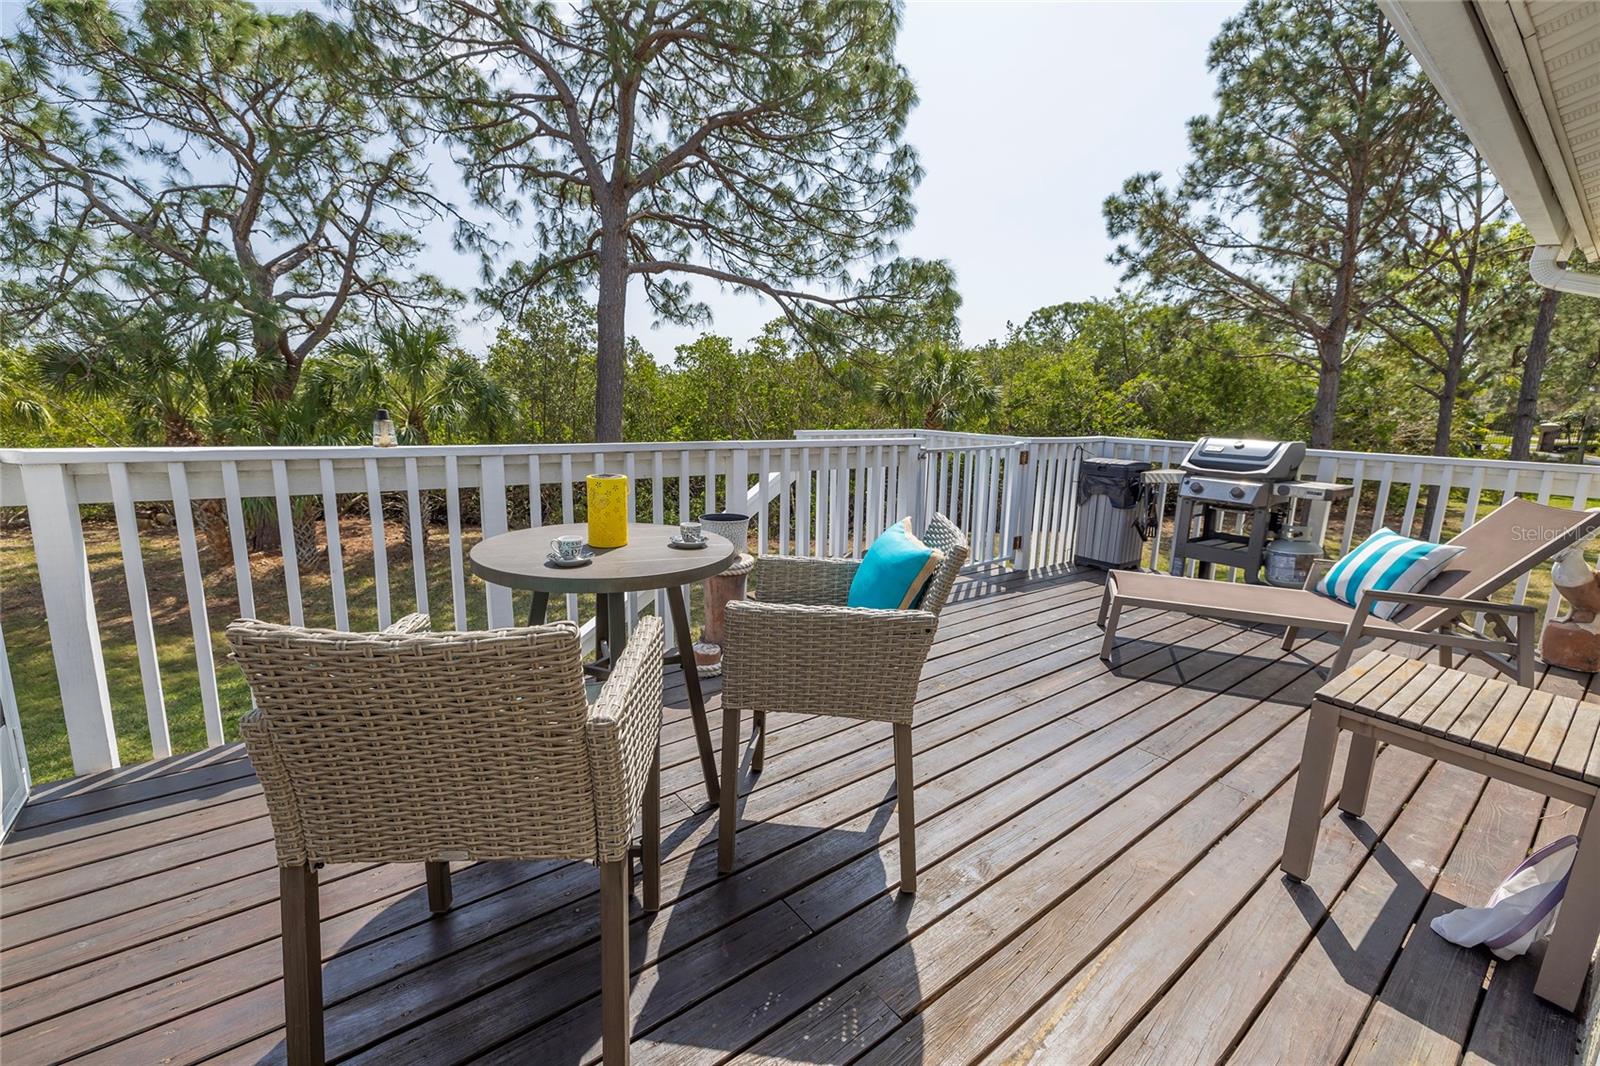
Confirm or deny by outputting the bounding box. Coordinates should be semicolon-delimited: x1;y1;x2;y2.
470;522;735;805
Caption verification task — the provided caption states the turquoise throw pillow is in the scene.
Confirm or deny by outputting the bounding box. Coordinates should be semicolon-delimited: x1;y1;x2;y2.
847;519;945;610
1315;527;1465;618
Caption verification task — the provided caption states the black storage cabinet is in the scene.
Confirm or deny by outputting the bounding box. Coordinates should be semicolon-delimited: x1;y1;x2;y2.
1073;458;1152;570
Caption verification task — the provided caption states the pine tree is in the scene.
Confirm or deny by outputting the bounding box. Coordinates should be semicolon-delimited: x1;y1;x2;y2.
359;0;957;440
2;0;455;399
1105;0;1450;446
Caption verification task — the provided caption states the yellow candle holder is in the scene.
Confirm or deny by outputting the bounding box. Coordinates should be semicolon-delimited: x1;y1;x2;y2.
586;473;629;548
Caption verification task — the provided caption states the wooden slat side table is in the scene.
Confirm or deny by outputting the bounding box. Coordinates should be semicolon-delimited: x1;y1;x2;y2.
1281;650;1600;1011
471;523;736;806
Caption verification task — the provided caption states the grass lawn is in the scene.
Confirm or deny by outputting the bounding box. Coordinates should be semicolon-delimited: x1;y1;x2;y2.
1;514;694;784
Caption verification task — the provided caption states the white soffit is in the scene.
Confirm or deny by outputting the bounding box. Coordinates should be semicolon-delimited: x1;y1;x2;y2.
1382;0;1600;258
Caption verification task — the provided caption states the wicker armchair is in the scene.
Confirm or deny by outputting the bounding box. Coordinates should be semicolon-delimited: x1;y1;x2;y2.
229;612;664;1066
718;513;969;889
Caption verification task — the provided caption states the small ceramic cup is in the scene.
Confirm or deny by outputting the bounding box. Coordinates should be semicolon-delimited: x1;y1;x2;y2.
678;521;704;543
551;534;584;560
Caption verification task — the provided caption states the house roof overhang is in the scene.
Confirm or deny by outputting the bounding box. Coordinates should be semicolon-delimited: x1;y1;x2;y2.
1382;0;1600;292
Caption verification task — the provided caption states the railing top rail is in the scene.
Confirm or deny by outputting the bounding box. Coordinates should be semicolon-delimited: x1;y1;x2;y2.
5;432;1594;479
919;441;1027;454
1305;445;1598;474
0;435;919;467
796;428;1027;446
793;428;924;438
1092;435;1600;478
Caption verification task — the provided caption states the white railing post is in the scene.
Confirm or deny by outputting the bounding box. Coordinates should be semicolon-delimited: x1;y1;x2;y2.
1302;455;1338;552
905;440;928;531
1009;441;1037;570
108;462;170;758
19;463;119;773
168;463;224;748
1;615;33;833
479;456;514;627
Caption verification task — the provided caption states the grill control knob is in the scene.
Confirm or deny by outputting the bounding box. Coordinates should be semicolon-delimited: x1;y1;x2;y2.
1229;486;1245;500
1184;479;1201;495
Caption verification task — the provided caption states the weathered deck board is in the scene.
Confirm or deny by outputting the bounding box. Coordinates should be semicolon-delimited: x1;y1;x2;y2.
1222;762;1488;1065
0;569;1586;1065
402;627;1308;1065
1342;779;1544;1066
989;746;1436;1066
0;580;1101;999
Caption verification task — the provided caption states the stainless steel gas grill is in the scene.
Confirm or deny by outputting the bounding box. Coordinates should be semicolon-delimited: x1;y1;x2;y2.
1168;437;1348;584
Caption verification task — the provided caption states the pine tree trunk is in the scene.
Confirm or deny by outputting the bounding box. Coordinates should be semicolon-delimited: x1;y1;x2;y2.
194;500;232;565
594;225;627;443
401;506;415;558
1509;288;1561;461
1421;336;1470;536
1309;331;1344;449
247;278;303;405
248;507;279;553
508;485;532;528
379;494;420;559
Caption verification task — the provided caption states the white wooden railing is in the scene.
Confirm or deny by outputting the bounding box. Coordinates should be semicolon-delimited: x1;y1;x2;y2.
796;428;1036;569
2;429;1597;791
0;436;922;781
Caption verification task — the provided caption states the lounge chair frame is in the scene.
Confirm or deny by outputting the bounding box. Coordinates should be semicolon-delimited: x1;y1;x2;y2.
1097;498;1600;684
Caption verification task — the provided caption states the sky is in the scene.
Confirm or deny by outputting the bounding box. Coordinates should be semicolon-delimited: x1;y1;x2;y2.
622;1;1244;358
427;2;1245;360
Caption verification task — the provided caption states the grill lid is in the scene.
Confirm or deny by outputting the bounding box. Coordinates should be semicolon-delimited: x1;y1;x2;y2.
1180;437;1306;479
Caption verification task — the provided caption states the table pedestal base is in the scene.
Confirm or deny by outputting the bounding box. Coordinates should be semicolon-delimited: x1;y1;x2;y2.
528;586;720;806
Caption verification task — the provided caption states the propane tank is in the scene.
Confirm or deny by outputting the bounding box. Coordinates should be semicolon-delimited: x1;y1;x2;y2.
1263;526;1324;588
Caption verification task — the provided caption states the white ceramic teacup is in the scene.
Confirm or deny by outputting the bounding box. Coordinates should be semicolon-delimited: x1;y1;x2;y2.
678;521;704;543
551;534;584;560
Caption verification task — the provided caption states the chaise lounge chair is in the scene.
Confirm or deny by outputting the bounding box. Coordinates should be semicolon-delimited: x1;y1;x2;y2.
1097;497;1600;684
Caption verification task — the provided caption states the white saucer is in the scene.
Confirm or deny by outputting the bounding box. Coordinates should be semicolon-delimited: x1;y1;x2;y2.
667;538;708;550
546;550;595;568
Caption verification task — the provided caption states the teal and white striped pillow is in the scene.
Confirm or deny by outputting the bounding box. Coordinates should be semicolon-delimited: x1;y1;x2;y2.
1315;528;1465;619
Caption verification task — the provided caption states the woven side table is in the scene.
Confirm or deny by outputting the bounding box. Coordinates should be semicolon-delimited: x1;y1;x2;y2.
694;552;755;677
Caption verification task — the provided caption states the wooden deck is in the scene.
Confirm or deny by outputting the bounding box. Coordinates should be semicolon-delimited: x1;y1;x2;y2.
0;570;1590;1065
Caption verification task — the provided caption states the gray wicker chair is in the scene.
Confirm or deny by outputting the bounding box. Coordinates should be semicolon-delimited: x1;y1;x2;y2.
718;512;969;889
229;612;664;1066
